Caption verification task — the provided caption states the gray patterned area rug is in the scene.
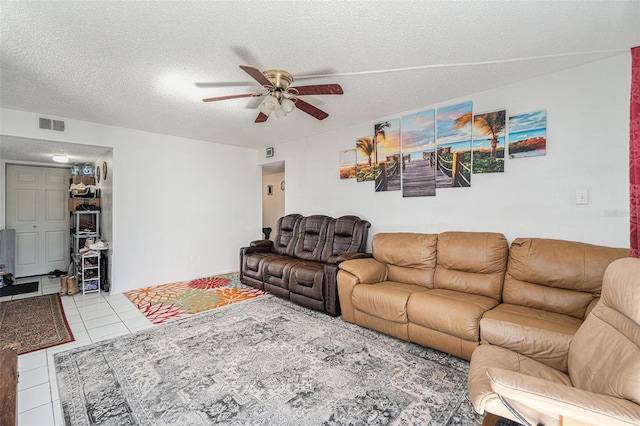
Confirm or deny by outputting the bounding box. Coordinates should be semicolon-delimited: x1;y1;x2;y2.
55;295;483;425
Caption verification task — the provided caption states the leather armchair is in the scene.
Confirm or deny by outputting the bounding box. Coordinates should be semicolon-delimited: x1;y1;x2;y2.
468;257;640;426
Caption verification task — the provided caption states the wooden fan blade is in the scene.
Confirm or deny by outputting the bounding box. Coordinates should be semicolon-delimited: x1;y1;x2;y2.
255;112;269;123
295;99;329;120
240;65;273;88
292;84;343;96
202;93;255;102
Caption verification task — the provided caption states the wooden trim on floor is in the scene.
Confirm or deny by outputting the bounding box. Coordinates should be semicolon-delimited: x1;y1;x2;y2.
0;343;20;426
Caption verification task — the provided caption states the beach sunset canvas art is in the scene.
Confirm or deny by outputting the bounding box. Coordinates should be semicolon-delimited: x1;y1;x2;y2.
436;101;473;188
401;109;436;197
374;119;401;192
339;149;357;179
472;110;506;173
356;135;376;182
508;110;547;158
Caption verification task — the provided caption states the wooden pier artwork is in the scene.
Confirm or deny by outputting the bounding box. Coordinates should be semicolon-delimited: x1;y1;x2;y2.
435;147;471;188
375;155;401;192
402;152;436;197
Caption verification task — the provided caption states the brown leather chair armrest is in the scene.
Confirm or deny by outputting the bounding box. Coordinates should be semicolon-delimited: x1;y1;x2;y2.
241;245;271;256
250;239;273;248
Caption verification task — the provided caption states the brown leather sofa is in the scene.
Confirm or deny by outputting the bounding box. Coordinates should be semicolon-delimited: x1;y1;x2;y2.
468;257;640;426
337;232;628;361
240;213;371;316
337;231;509;359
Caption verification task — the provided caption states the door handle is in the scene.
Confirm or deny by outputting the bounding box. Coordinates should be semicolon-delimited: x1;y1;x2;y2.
33;225;37;228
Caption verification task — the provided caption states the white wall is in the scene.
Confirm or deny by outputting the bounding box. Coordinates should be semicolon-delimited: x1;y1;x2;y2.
1;110;262;293
260;53;631;249
94;151;114;288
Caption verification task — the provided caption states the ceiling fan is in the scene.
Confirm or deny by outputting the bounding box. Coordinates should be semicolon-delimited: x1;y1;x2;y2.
202;65;343;123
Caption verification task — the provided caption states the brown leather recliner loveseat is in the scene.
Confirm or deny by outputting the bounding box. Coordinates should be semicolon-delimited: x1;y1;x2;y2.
240;213;371;316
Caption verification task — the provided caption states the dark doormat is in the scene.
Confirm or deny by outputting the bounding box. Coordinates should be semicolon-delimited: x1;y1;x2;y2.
0;281;39;297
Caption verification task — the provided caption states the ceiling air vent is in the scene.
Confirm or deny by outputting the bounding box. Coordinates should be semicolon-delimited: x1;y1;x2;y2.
39;117;65;132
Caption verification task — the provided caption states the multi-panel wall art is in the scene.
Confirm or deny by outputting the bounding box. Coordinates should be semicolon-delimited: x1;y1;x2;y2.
355;136;376;182
436;101;473;188
472;110;506;173
339;149;357;180
340;103;547;196
374;119;401;192
400;109;436;197
508;110;547;158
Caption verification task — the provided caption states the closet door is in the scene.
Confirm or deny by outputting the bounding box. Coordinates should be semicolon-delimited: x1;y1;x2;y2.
6;165;70;277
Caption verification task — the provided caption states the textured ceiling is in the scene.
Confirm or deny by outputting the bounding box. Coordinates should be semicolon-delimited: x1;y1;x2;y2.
1;0;639;161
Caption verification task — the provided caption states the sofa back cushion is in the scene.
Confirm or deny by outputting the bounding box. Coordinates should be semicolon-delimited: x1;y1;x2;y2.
293;215;332;261
504;238;629;318
568;258;640;404
372;233;437;288
272;214;302;256
320;215;371;263
434;232;508;300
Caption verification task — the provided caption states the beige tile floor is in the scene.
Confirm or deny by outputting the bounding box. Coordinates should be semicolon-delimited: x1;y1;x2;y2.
1;275;153;426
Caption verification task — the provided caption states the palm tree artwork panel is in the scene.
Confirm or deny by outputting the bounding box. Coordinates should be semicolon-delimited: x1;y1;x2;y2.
508;110;547;158
436;101;473;188
401;109;436;197
339;149;357;179
471;110;506;173
356;136;377;182
374;119;401;192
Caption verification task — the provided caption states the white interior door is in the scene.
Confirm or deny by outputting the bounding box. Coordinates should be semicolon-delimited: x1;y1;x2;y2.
6;165;70;277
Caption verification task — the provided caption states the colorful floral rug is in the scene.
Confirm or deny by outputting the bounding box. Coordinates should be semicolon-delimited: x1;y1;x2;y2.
124;272;265;324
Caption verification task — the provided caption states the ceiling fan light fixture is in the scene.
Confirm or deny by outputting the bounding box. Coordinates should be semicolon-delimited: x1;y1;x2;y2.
52;155;69;163
280;97;295;114
260;95;279;114
203;65;343;123
274;107;286;118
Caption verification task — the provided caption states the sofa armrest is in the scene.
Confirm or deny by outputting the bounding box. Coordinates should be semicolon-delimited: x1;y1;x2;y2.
487;368;640;426
337;259;388;323
339;258;388;284
250;239;273;249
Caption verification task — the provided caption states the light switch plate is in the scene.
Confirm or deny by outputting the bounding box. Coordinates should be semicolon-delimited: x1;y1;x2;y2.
576;189;589;205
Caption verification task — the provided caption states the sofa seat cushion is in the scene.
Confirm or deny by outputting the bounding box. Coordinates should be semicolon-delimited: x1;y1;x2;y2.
263;256;297;290
242;252;270;278
289;261;324;301
352;281;429;323
468;344;572;424
480;303;584;372
407;289;499;341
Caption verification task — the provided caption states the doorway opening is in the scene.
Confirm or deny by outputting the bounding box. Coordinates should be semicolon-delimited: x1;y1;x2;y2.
261;161;285;240
1;136;113;295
